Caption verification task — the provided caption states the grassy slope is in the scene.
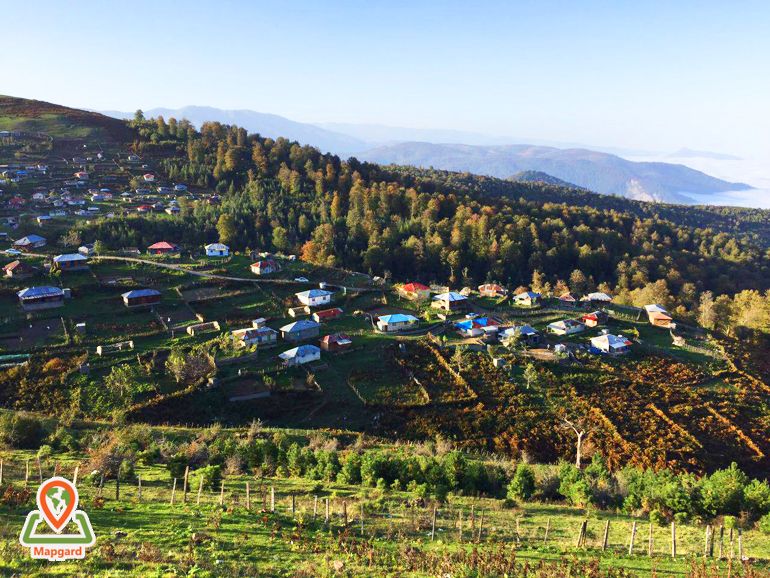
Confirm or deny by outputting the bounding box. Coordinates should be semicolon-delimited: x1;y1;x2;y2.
0;95;134;142
1;446;769;577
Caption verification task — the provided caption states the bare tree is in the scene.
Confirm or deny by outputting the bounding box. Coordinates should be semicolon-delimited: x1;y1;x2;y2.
560;413;594;469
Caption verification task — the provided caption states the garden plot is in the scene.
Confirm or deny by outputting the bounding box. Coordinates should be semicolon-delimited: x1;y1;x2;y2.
156;302;198;328
190;289;285;325
0;318;65;350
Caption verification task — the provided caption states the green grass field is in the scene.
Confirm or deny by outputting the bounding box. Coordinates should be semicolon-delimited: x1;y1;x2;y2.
1;449;768;577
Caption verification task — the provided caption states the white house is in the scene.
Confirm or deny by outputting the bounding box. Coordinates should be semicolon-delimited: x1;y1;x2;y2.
590;333;632;355
205;243;230;257
296;289;332;307
547;319;586;336
278;344;321;367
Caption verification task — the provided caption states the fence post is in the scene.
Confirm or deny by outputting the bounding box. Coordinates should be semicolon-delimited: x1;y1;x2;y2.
628;521;637;555
478;510;484;543
576;520;587;548
729;528;734;560
704;525;711;557
291;494;296;517
98;474;104;497
0;459;3;485
458;509;463;542
543;518;550;545
602;520;610;551
115;476;120;501
72;465;79;486
170;478;177;505
342;500;347;527
671;521;676;559
246;482;251;510
648;522;653;557
196;477;203;506
718;525;724;558
431;506;437;541
270;486;275;512
182;466;189;504
25;459;29;487
313;495;318;520
360;502;365;536
137;475;142;501
325;498;330;524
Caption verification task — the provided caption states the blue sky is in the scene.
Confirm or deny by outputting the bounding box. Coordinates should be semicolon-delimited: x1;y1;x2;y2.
2;0;769;156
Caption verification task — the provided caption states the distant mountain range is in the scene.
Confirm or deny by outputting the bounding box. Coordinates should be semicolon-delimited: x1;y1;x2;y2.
99;105;751;203
510;170;583;189
100;106;368;155
359;142;750;203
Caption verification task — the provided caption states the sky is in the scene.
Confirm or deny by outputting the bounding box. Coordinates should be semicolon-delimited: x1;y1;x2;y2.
2;0;770;158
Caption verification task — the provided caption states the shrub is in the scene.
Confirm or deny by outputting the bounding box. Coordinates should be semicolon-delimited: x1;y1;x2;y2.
699;463;748;517
744;479;770;519
650;509;667;526
507;463;536;501
758;513;770;535
558;462;592;507
723;515;738;530
0;412;45;449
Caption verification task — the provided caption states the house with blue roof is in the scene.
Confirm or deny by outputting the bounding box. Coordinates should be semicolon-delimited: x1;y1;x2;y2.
279;344;321;366
280;318;320;342
454;317;501;337
513;291;541;307
17;286;65;311
13;234;46;250
295;288;333;307
376;313;419;332
121;288;162;308
431;291;468;312
53;253;89;271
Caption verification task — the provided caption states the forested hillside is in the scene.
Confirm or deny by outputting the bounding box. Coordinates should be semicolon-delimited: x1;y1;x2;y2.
71;113;770;333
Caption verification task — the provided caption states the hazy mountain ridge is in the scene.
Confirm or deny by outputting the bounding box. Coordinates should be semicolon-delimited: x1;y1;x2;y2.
101;106;367;155
358;142;751;203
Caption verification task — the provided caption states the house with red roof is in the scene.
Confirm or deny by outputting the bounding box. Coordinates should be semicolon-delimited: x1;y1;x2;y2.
312;307;343;323
147;241;179;255
478;283;508;298
3;260;36;279
250;259;278;275
320;332;353;352
397;282;431;301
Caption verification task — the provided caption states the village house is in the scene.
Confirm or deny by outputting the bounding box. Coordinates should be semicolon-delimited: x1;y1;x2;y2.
52;253;89;272
397;282;431;301
513;291;541;307
205;243;230;257
3;260;36;279
143;173;155;182
147;241;179;255
279;344;321;367
431;291;468;312
501;324;543;347
581;310;609;328
296;288;333;307
376;313;419;332
250;259;278;275
478;283;508;298
590;333;632;355
165;206;180;215
582;291;613;303
454;316;501;338
547;318;586;336
320;332;353;352
174;184;188;192
288;305;311;318
644;304;674;328
121;288;162;308
13;234;46;250
312;307;343;323
558;292;578;306
17;286;65;311
231;325;278;347
280;319;320;342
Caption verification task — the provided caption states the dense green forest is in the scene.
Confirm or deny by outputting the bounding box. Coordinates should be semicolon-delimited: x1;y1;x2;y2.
72;113;770;334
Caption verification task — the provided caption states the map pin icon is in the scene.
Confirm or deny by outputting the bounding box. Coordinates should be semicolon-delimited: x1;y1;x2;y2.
36;477;78;533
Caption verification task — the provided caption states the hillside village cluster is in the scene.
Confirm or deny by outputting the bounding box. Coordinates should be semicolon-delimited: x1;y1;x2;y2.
0;129;692;400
